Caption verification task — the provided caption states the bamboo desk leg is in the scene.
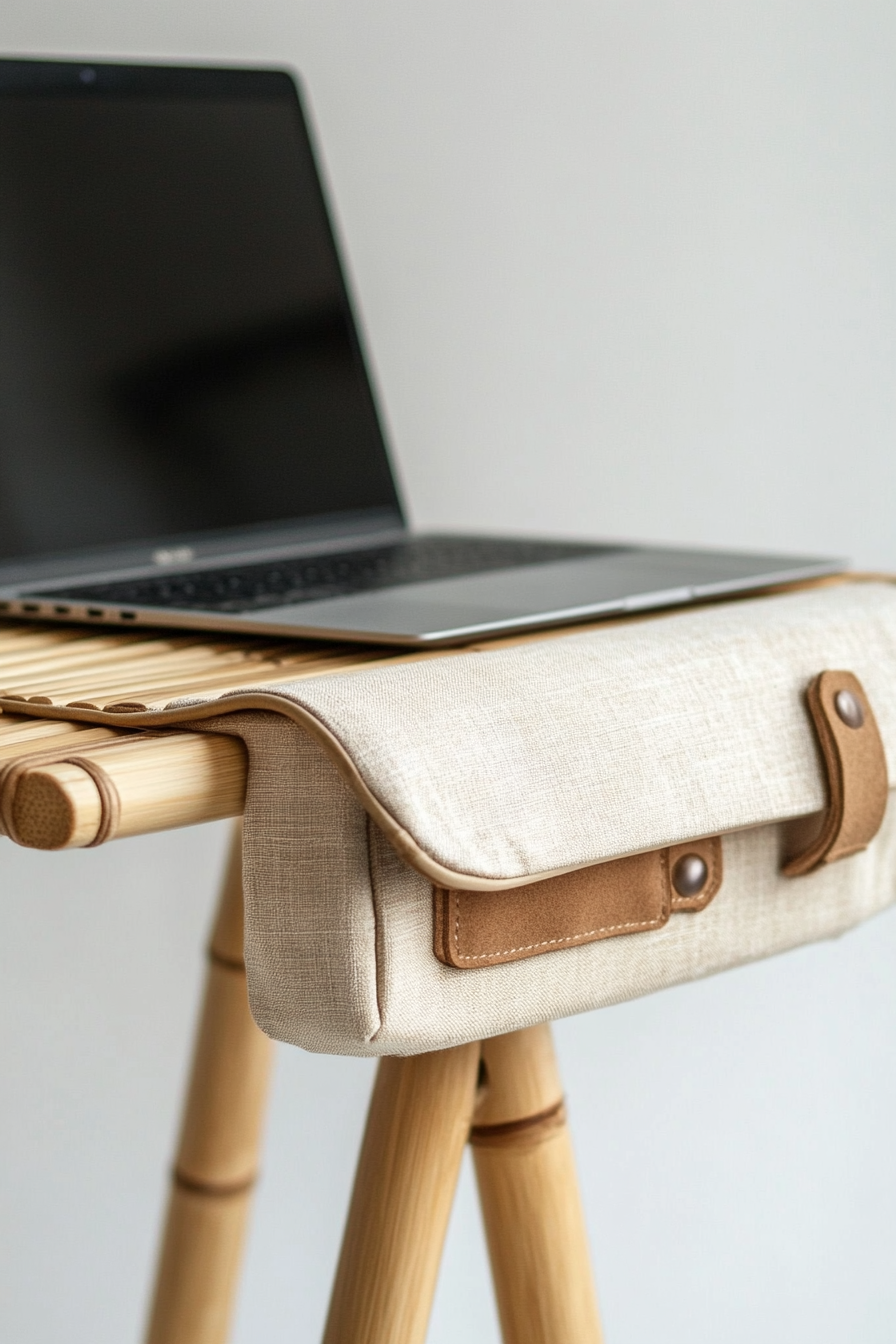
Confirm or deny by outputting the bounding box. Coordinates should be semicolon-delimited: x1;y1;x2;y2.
144;821;275;1344
322;1041;481;1344
141;836;596;1344
472;1024;604;1344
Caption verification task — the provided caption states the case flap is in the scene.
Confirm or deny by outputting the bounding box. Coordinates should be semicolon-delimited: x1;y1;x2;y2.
180;582;896;885
3;581;896;889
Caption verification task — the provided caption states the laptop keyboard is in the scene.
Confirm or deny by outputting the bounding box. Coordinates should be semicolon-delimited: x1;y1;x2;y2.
38;536;615;614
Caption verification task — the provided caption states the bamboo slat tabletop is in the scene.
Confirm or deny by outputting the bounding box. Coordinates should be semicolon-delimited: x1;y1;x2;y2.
0;620;395;713
0;620;407;849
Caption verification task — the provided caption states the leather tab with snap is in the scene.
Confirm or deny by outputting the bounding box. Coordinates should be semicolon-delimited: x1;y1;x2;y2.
783;670;889;877
433;836;723;969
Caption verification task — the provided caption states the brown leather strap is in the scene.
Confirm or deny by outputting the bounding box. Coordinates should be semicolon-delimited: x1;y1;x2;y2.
783;670;888;876
434;835;723;969
62;753;122;846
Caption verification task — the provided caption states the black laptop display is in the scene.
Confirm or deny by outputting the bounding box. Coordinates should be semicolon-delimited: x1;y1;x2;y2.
0;60;401;556
0;58;841;645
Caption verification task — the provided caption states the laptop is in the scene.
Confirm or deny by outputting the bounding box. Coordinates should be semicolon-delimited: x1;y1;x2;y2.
0;57;842;647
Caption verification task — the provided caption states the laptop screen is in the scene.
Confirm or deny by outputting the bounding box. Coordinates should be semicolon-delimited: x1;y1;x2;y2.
0;60;401;563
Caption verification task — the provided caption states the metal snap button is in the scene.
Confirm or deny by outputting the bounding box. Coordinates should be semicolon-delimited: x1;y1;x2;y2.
672;853;708;897
834;688;864;729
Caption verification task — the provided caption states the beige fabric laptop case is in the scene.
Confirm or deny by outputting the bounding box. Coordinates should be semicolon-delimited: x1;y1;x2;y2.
170;579;896;1055
7;580;896;1056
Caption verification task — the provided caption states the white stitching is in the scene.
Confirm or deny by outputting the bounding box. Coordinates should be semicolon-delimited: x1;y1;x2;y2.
448;839;723;963
451;889;666;960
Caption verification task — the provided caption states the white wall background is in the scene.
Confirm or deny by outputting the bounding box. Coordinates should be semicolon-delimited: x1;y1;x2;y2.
1;3;895;1341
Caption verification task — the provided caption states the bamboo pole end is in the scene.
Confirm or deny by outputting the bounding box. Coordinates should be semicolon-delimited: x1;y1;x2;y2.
9;763;102;849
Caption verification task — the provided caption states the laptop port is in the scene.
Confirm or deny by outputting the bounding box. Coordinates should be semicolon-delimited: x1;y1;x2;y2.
53;605;71;615
21;602;41;613
86;608;104;618
119;611;137;620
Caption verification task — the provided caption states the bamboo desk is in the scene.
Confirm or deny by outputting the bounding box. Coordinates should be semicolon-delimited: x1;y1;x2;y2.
0;619;603;1344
